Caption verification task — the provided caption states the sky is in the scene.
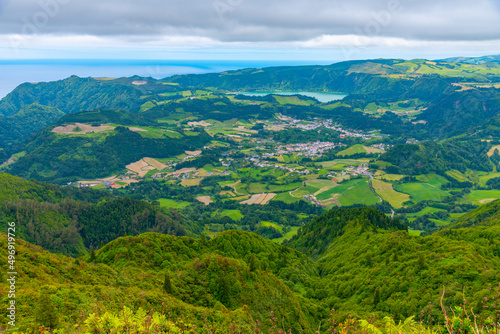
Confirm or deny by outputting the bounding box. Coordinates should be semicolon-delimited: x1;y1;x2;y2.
0;0;499;61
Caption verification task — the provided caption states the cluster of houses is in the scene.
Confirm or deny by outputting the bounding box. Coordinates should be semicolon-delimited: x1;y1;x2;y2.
275;141;342;156
272;115;383;140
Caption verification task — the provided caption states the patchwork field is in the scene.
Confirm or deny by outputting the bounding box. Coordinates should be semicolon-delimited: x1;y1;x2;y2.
371;179;410;209
126;159;155;177
143;157;167;171
188;121;211;127
291;179;337;197
241;193;276;205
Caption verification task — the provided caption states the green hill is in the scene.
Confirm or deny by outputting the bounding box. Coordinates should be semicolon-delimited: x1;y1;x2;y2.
0;103;64;153
0;173;190;257
380;140;493;175
0;231;316;333
5;111;211;183
285;207;500;321
0;76;174;117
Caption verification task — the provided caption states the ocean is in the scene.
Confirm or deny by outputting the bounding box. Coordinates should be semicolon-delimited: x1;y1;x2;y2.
0;59;335;99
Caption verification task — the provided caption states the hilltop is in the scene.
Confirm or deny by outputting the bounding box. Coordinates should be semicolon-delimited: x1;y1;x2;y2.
3;204;500;332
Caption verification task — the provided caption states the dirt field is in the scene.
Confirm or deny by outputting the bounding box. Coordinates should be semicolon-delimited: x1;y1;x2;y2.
188;121;211;127
181;179;202;187
111;179;139;189
488;145;500;157
126;159;154;177
132;80;147;85
52;123;115;134
52;123;147;134
185;150;202;156
143;157;167;171
197;196;213;205
260;193;277;204
234;126;257;134
479;198;496;204
266;126;285;131
128;127;147;132
363;146;384;154
241;193;276;205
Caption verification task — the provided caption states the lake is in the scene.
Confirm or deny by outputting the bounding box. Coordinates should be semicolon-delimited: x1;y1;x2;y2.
232;91;347;103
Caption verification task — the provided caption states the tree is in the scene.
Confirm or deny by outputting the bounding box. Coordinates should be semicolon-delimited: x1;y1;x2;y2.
392;252;399;262
373;287;380;307
249;254;258;272
163;272;172;294
35;292;59;329
417;254;426;271
89;246;96;262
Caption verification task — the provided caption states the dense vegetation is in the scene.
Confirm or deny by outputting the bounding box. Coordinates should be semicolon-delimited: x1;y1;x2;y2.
3;201;500;333
380;140;492;175
0;173;189;256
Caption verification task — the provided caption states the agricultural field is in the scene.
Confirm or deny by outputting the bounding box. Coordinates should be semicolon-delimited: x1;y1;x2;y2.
213;209;244;221
406;206;447;217
241;193;276;205
271;226;300;243
181;178;202;187
478;172;500;186
467;190;500;205
291;179;337;198
394;182;449;203
273;95;316;106
158;198;192;210
317;158;371;170
315;178;379;206
377;174;405;181
273;192;302;203
336;144;383;156
371;179;410;209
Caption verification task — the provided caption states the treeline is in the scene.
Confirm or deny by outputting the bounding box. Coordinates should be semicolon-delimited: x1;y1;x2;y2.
381;140;492;175
0;197;188;256
284;207;407;257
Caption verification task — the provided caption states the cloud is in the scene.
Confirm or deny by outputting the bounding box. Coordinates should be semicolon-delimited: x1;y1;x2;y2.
0;0;499;59
1;0;499;41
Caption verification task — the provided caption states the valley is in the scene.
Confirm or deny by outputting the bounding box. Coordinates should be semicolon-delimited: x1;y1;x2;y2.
1;56;500;332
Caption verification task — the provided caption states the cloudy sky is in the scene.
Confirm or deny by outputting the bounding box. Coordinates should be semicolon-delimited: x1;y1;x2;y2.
0;0;500;61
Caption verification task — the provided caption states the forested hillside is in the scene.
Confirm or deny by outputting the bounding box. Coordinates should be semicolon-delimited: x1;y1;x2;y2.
0;173;189;256
3;202;500;333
